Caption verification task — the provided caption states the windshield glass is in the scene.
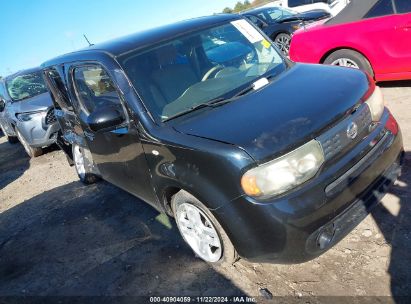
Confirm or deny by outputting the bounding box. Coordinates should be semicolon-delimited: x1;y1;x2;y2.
6;71;48;102
120;20;285;122
258;7;296;22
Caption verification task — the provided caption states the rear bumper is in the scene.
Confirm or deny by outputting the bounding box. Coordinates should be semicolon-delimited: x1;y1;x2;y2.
214;109;403;263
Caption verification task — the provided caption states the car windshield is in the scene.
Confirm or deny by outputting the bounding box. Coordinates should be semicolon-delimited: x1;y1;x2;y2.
120;20;285;122
258;7;296;22
6;71;48;102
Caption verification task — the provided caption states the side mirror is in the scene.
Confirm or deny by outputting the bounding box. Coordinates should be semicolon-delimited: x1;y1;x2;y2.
0;98;5;112
87;105;125;132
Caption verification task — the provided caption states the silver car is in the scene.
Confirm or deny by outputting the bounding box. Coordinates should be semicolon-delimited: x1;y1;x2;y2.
0;67;59;157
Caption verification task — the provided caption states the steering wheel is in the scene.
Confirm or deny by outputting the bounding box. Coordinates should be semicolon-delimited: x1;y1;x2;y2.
202;65;224;81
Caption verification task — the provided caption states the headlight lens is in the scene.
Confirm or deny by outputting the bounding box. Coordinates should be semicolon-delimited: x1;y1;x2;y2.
292;23;303;31
16;111;46;122
241;140;324;198
365;86;384;122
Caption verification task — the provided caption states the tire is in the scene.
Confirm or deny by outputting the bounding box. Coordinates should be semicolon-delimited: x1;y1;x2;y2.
15;128;43;157
274;33;291;56
0;124;18;143
324;49;374;77
172;190;238;265
72;143;100;185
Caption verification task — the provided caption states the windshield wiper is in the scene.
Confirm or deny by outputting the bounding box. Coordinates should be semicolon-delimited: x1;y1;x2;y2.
162;97;227;122
163;75;278;122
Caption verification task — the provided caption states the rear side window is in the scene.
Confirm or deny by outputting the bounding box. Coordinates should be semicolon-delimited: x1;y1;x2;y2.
288;0;312;7
365;0;394;18
73;65;122;114
395;0;411;13
43;68;72;110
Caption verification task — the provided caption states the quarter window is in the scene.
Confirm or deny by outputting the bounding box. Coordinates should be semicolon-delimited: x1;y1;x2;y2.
365;0;394;18
288;0;312;8
73;65;122;114
395;0;411;13
44;68;73;110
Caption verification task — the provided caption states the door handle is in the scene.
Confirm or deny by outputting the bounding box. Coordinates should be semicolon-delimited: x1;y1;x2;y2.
397;23;411;31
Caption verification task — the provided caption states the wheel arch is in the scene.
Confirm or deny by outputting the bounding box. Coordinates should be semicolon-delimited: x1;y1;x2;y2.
320;47;373;66
271;30;291;40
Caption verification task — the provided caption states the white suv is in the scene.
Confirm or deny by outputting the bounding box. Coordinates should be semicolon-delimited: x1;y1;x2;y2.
266;0;349;16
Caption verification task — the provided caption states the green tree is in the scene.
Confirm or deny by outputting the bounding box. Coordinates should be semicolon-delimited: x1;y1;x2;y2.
222;7;233;13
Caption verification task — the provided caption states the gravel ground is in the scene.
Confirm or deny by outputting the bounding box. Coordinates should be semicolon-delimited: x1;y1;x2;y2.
0;81;410;302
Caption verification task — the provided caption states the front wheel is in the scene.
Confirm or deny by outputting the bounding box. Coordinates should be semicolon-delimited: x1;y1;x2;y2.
16;128;43;157
274;33;291;56
0;124;18;144
72;144;100;185
172;190;238;265
324;49;374;77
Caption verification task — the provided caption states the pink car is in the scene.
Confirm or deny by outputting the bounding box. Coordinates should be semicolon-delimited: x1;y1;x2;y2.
289;0;411;82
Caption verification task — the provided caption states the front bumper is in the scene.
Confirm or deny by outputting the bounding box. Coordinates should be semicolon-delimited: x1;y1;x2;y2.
17;112;60;148
214;109;403;263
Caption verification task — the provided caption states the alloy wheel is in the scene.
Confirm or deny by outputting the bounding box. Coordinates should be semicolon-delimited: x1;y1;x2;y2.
275;34;291;56
330;58;360;69
175;203;222;262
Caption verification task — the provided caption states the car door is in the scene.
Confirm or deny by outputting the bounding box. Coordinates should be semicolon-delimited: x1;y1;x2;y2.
0;82;15;136
70;63;158;205
43;66;81;156
393;0;411;72
362;0;411;75
0;82;7;132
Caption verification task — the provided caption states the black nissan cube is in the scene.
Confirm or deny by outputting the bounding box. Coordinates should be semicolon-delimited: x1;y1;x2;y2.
41;14;403;264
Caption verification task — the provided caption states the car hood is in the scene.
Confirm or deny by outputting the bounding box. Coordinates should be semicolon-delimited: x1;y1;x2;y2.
13;92;53;113
296;9;331;21
279;9;330;23
172;64;370;161
294;18;327;34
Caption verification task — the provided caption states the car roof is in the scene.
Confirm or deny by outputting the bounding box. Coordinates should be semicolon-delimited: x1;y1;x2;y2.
326;0;379;25
42;14;241;68
4;66;42;81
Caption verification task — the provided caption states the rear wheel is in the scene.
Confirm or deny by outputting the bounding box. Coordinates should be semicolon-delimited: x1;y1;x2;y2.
72;144;100;184
172;190;238;265
16;128;43;157
324;49;374;77
274;33;291;56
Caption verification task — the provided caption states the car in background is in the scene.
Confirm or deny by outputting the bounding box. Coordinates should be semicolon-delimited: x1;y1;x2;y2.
0;80;17;142
0;67;59;157
289;0;411;82
273;0;350;16
42;14;403;265
241;6;331;55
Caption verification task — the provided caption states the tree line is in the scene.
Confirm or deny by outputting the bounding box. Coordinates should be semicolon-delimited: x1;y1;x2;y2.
222;0;273;13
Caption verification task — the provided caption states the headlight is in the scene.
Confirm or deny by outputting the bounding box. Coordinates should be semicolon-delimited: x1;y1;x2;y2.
365;86;384;122
16;111;46;122
241;140;324;198
292;22;303;31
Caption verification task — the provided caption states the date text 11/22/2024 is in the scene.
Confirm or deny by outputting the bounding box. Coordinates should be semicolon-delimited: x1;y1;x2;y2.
149;296;257;303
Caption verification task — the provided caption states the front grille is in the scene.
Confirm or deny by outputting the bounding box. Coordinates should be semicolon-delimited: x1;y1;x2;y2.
317;104;372;161
45;109;57;125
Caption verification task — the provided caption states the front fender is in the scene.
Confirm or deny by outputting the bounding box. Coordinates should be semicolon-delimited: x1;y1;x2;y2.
142;135;254;212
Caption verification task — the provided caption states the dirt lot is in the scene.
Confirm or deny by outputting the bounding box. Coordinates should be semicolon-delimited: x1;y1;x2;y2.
0;82;410;302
